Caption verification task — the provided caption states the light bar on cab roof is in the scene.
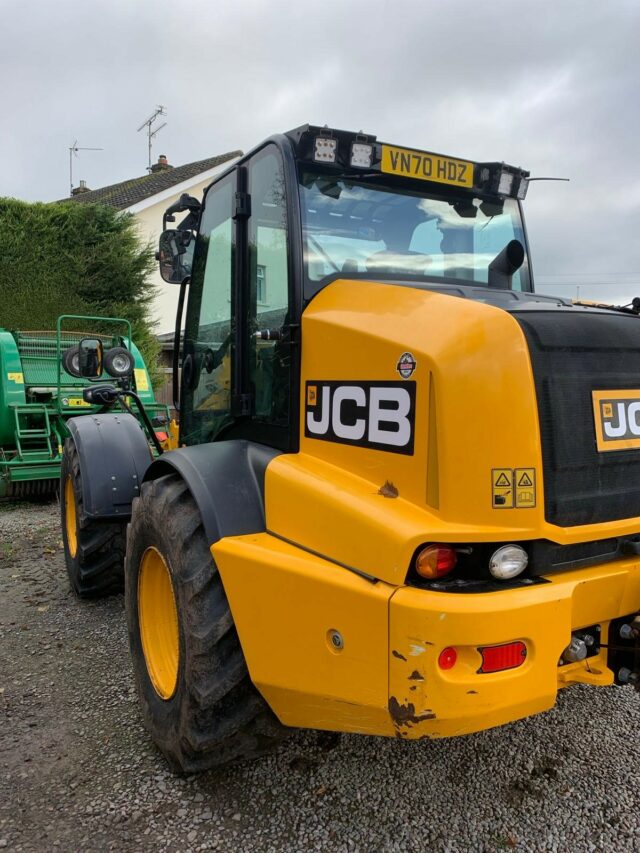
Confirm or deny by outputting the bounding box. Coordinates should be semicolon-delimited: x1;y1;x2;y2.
286;124;530;200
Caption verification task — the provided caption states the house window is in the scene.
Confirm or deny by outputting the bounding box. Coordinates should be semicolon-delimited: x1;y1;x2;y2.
256;264;267;305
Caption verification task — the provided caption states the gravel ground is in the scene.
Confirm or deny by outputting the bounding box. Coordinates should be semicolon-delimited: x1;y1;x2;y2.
2;500;640;852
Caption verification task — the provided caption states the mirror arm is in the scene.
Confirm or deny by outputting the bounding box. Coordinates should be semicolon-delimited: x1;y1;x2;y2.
117;390;164;455
173;279;189;411
163;193;202;230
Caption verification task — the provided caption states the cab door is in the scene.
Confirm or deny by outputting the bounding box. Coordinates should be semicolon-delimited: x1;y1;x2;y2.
180;171;236;446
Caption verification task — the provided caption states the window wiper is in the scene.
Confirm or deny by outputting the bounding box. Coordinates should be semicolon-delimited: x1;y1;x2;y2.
573;297;640;316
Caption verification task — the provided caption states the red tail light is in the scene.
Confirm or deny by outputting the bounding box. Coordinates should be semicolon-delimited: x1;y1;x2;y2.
478;641;527;674
415;544;457;579
438;647;458;670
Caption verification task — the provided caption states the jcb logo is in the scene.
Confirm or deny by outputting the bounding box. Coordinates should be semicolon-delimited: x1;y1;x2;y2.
593;390;640;452
305;381;416;455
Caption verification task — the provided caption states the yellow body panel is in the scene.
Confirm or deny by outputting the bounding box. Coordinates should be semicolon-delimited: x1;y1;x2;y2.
213;533;640;737
264;280;640;584
212;280;640;738
213;533;396;735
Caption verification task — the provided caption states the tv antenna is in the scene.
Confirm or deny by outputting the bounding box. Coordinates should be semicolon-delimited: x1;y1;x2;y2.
137;105;168;172
68;140;103;196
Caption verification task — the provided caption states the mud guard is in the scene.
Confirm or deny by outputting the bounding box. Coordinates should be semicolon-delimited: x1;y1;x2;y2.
67;413;152;522
143;441;281;545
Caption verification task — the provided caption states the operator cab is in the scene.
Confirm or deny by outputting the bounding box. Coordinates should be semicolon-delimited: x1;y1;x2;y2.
158;125;533;453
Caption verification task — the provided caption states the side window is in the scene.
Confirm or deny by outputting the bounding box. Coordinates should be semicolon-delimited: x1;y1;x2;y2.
247;148;290;425
181;177;234;445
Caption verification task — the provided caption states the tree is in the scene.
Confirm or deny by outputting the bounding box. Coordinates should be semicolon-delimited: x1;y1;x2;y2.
0;197;160;385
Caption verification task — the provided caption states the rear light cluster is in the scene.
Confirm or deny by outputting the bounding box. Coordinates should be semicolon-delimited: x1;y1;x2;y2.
413;543;529;583
436;641;527;673
479;641;527;673
415;545;457;579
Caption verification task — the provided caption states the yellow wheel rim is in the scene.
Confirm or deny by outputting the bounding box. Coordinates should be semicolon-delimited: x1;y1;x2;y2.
138;546;180;700
65;475;78;559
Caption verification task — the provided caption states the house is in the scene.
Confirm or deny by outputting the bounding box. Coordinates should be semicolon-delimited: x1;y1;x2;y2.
66;150;241;335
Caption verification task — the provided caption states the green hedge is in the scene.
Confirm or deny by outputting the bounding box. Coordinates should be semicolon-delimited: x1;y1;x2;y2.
0;197;161;386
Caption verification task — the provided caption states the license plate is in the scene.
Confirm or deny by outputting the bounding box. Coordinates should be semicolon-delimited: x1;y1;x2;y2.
381;145;474;188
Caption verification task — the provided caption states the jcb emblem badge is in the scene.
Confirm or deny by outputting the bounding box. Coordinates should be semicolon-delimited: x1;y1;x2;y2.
305;380;416;455
593;390;640;452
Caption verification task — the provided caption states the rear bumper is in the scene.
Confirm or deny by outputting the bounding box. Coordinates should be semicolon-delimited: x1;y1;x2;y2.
389;559;640;739
214;532;640;739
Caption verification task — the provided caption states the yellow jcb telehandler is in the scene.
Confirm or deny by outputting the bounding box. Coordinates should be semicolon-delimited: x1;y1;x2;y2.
61;125;640;772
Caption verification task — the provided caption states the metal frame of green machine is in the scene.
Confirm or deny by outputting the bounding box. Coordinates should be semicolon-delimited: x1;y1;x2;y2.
0;315;166;498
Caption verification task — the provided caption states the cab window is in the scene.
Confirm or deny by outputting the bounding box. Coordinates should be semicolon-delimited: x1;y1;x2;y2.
247;147;290;426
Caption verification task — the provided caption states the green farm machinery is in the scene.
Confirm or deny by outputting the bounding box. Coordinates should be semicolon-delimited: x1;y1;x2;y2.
0;315;165;499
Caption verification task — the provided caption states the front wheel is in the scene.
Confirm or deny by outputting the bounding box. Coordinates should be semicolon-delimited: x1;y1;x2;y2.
60;439;126;597
125;474;286;772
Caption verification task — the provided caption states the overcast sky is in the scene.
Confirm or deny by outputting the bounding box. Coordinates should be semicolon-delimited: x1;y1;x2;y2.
2;0;640;304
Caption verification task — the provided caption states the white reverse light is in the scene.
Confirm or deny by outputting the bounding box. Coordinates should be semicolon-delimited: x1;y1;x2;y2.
489;544;528;580
516;176;529;200
350;142;373;168
497;170;515;196
314;136;337;163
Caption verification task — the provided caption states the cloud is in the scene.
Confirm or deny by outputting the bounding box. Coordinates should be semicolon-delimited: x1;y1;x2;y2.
2;0;639;302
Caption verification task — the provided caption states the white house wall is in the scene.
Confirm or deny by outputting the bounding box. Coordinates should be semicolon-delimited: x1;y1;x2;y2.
131;159;239;335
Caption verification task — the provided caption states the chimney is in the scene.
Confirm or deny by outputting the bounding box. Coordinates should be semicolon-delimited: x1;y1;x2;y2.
71;179;91;196
150;154;173;173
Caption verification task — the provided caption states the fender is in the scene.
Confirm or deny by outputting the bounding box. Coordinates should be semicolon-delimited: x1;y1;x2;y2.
67;413;152;521
143;441;281;545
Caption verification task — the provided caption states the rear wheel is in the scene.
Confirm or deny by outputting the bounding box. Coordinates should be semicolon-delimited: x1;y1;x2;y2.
125;474;286;772
61;439;126;597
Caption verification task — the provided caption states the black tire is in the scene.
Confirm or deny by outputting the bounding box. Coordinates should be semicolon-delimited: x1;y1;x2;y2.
62;346;81;378
125;474;286;772
60;439;126;597
103;346;134;378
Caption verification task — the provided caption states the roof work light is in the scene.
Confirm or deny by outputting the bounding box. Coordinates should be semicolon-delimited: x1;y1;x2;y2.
314;135;337;164
350;141;373;169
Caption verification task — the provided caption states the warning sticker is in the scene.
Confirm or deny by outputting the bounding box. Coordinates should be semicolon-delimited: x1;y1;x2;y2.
134;368;149;392
515;468;536;508
492;469;514;509
7;372;24;384
492;468;537;508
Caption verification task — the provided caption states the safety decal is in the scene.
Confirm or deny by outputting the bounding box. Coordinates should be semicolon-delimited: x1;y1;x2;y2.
515;468;536;508
396;352;417;379
7;372;24;384
492;469;514;508
305;380;416;455
492;468;537;509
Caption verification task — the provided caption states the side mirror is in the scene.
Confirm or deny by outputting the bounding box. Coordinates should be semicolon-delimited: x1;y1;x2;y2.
78;338;104;378
158;229;195;285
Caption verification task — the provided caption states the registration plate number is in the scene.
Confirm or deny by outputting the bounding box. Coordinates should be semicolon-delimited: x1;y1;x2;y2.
381;145;474;188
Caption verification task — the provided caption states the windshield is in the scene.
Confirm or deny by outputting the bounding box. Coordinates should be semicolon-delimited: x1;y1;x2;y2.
299;169;530;291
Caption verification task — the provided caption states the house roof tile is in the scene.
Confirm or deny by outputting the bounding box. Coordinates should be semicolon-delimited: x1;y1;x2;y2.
62;151;242;209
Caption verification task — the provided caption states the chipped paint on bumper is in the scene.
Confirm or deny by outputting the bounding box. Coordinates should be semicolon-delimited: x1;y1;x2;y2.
388;559;640;739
